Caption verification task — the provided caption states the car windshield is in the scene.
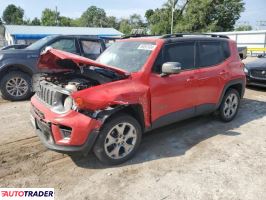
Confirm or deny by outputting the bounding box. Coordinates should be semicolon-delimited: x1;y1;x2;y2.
97;41;156;72
26;35;57;50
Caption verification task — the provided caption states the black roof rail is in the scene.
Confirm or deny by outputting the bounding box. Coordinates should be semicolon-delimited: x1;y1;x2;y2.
160;33;229;39
122;34;148;39
122;34;158;39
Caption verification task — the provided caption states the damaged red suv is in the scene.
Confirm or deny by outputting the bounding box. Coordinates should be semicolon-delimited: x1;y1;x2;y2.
31;34;246;165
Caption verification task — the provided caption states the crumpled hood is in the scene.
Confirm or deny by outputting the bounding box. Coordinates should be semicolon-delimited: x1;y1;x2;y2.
38;48;128;75
245;58;266;70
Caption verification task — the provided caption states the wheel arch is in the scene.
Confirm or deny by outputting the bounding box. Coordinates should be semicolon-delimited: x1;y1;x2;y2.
217;78;245;109
96;104;146;132
0;64;33;81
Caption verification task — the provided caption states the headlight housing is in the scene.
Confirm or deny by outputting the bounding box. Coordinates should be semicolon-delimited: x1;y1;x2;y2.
0;54;3;61
63;96;74;112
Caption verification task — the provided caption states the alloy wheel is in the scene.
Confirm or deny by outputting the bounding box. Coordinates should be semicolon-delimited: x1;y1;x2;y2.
5;77;29;97
104;122;137;159
223;93;238;119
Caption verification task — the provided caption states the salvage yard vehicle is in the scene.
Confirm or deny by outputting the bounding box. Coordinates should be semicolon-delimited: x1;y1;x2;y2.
0;35;106;101
244;57;266;87
1;44;29;50
30;34;246;165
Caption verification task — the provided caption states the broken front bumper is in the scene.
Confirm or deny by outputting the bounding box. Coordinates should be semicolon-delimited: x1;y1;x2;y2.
30;95;102;154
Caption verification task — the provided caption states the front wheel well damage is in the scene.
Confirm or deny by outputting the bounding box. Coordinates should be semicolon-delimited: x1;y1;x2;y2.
85;104;146;132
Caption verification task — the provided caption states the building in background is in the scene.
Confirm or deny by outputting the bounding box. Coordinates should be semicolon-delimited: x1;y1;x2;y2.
215;30;266;48
213;30;266;55
2;25;123;45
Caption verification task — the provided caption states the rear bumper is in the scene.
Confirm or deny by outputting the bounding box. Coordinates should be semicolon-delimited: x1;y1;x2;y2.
31;95;102;154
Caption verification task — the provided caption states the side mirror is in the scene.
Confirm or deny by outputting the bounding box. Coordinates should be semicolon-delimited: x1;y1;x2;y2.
161;62;182;76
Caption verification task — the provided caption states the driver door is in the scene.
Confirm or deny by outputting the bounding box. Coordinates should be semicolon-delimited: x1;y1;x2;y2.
149;41;197;128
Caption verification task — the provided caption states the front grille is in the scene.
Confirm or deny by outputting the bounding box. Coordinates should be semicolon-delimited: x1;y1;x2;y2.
250;69;266;79
31;104;45;119
36;83;56;106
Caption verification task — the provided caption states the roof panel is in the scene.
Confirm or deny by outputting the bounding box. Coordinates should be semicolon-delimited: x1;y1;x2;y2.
4;25;123;36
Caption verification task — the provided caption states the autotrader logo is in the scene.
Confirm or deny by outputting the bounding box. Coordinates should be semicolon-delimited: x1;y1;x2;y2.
0;188;54;199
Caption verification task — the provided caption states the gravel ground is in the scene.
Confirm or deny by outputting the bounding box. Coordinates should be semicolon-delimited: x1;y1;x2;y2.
0;57;266;200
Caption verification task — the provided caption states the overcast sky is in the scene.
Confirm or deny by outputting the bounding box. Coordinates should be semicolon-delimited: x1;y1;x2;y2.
0;0;265;27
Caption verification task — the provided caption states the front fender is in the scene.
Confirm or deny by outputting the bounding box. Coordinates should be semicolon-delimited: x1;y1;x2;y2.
72;79;151;127
0;56;37;75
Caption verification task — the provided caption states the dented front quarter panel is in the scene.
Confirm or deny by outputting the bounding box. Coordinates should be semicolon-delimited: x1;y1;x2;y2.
71;77;151;127
70;39;165;128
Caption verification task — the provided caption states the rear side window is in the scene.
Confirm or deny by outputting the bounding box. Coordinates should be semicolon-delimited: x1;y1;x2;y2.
81;40;102;60
198;41;230;68
164;42;195;70
81;40;101;54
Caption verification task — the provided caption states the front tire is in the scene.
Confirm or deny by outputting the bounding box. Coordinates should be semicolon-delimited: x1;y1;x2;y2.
93;114;142;165
219;89;240;122
0;71;32;101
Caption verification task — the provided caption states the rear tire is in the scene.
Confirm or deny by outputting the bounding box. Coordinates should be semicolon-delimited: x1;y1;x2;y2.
219;89;240;122
93;114;142;165
0;71;32;101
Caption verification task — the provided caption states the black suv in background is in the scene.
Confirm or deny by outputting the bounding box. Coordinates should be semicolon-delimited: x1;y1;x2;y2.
0;35;106;101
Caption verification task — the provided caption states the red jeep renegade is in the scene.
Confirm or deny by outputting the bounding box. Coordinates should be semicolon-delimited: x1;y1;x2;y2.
31;34;246;165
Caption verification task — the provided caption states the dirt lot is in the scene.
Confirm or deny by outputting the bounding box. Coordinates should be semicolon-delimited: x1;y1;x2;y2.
0;59;266;199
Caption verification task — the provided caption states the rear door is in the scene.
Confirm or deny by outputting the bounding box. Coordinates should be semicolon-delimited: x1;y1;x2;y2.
150;41;198;127
193;40;231;112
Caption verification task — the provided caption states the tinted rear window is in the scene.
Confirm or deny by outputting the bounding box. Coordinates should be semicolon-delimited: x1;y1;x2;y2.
198;41;230;67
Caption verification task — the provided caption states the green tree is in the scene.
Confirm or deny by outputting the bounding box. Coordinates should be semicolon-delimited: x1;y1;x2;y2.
145;0;184;35
145;0;244;34
163;0;178;10
145;8;175;35
129;14;143;28
23;18;31;25
107;16;119;29
41;8;60;26
59;16;72;26
80;6;107;27
2;4;24;25
70;18;82;27
31;17;41;25
119;19;132;35
176;0;245;32
145;9;154;21
0;18;3;25
235;25;252;31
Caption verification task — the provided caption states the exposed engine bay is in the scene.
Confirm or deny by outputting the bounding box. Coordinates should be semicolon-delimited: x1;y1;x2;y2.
33;65;126;93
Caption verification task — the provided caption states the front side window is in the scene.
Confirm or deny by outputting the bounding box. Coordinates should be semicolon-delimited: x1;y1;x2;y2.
26;35;57;50
97;41;155;72
164;42;195;70
198;41;227;67
50;39;78;54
